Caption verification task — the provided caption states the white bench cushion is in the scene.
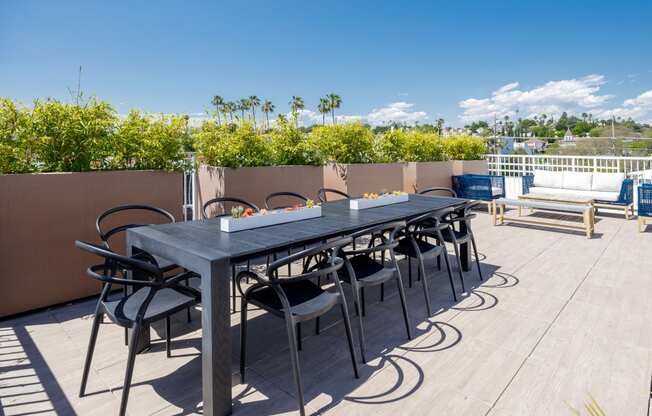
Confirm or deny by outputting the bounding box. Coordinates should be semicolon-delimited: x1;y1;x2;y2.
527;186;619;202
533;170;563;188
562;172;593;191
592;172;625;192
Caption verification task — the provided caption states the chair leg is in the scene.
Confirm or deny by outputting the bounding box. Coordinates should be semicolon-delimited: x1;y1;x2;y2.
123;287;129;346
340;304;359;377
441;252;458;302
240;298;248;383
394;269;413;340
79;312;103;397
314;317;320;335
408;257;412;288
417;256;432;316
352;286;367;363
451;243;467;293
470;234;483;281
165;316;171;358
285;318;306;416
360;287;366;317
380;283;384;302
119;322;141;416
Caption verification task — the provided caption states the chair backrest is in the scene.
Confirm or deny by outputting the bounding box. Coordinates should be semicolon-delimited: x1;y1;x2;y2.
266;236;352;284
344;220;405;257
75;240;163;287
265;191;308;210
202;197;259;219
96;204;175;249
317;188;350;203
418;187;457;198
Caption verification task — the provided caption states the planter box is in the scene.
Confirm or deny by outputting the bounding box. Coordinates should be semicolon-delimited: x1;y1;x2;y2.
0;170;183;317
350;194;409;210
452;159;489;176
196;165;324;218
323;163;410;198
409;161;455;193
220;206;322;232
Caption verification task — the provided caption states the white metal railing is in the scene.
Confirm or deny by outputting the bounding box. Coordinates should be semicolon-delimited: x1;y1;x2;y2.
486;154;652;180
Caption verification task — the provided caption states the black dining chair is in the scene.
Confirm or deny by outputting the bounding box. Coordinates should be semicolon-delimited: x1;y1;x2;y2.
317;187;350;203
202;197;260;313
237;237;358;416
265;191;310;275
96;204;199;344
76;241;200;416
440;201;484;284
418;187;458;198
337;221;410;363
394;211;460;313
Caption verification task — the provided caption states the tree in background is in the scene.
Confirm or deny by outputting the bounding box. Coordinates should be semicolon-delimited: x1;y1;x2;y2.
326;93;342;124
289;96;305;126
318;98;330;125
248;95;260;129
436;118;445;135
211;95;224;125
261;100;275;129
238;98;250;123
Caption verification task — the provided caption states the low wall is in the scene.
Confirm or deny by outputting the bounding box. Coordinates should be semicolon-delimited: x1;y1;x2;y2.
0;170;183;317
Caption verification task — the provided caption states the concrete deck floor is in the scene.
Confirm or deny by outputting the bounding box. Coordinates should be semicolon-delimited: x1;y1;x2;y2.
1;211;651;415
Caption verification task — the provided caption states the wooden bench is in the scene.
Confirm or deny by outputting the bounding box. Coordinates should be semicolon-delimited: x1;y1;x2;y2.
493;198;595;238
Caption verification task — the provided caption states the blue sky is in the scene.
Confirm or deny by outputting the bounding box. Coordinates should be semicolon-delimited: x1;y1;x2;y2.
2;0;652;126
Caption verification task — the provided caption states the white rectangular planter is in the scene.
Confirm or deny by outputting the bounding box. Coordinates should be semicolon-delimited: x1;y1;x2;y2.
349;194;409;210
220;206;322;232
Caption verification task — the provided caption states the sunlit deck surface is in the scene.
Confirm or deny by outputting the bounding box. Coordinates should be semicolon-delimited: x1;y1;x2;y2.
2;211;651;415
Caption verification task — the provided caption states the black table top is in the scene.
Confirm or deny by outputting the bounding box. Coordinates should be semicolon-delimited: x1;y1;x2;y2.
127;194;466;263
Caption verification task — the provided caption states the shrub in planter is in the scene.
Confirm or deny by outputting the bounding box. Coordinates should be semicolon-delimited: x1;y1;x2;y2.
111;111;189;171
268;118;323;166
310;123;376;163
443;135;486;160
377;129;446;162
194;122;272;168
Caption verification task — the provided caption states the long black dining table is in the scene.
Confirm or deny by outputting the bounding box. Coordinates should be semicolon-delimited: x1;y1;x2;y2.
126;193;470;416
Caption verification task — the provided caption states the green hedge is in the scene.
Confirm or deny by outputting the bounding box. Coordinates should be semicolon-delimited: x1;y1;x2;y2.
0;97;487;174
0;98;189;174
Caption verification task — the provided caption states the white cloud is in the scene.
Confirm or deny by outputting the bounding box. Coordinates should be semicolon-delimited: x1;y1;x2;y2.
459;74;612;122
366;102;428;126
593;89;652;123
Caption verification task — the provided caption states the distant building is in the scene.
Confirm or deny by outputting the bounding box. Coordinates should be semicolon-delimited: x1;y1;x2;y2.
563;128;575;143
525;138;545;152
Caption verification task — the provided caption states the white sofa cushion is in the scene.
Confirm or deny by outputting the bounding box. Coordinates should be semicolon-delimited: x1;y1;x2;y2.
533;170;563;189
592;172;625;192
562;172;593;191
527;186;619;202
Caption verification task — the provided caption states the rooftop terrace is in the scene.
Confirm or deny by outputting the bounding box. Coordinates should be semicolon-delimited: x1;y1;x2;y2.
1;211;651;415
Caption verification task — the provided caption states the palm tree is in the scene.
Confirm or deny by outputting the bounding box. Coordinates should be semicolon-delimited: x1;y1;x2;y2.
436;118;445;135
326;93;342;124
261;100;275;129
318;98;330;125
289;96;305;126
223;101;236;122
211;95;224;125
248;95;260;128
238;98;250;123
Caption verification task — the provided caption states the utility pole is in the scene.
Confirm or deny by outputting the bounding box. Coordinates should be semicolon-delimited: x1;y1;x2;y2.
611;114;616;139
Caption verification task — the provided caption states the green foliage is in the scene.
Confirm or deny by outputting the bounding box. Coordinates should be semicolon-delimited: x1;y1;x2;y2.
0;97;189;174
443;135;486;160
193;122;272;168
268;118;322;166
309;123;376;163
377;129;407;162
111;111;189;171
404;131;445;162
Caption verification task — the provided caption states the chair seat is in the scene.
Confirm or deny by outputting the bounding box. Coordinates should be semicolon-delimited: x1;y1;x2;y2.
394;237;442;258
339;255;396;286
247;280;339;319
440;227;470;243
103;287;197;327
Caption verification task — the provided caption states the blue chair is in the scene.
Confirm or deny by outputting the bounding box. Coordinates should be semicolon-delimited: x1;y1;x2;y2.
452;174;505;215
638;183;652;232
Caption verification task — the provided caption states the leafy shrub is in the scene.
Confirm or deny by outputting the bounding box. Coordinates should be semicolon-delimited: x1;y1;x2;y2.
309;123;376;164
193;122;272;168
377;129;446;162
0;98;34;173
268;118;322;166
112;111;189;171
443;135;486;160
28;98;117;172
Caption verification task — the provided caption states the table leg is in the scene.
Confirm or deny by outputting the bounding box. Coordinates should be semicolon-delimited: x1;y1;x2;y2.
201;257;232;416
